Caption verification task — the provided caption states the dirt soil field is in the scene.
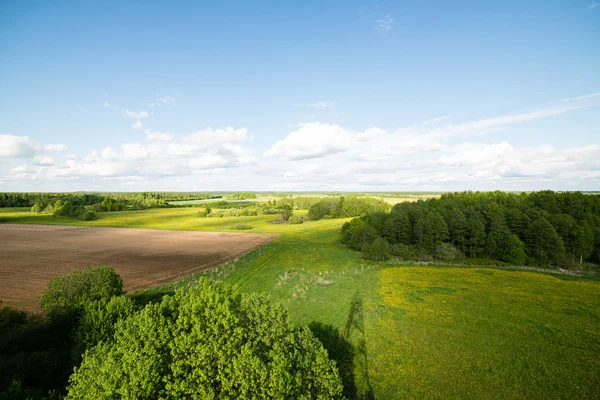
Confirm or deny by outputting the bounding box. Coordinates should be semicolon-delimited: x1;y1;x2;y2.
0;224;278;311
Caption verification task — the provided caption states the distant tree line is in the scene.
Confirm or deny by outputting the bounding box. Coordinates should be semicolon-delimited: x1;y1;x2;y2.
0;192;221;209
1;268;343;399
308;196;390;220
341;191;600;268
225;192;257;200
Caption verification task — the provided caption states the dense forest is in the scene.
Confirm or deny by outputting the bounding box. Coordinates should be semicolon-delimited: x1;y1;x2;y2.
342;191;600;268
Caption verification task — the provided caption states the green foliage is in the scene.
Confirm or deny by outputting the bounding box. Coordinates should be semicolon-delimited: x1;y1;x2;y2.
277;203;294;221
31;203;42;213
343;191;600;268
362;237;391;261
39;267;123;316
434;242;459;262
72;296;136;362
288;215;303;224
390;243;416;259
66;280;343;399
230;223;253;230
349;225;378;251
309;196;389;221
0;307;74;397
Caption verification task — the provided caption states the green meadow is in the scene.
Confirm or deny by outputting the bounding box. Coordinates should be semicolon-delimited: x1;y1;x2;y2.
1;207;599;399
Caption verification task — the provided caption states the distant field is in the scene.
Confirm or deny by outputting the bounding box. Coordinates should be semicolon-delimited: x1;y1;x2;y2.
0;207;598;398
0;223;276;311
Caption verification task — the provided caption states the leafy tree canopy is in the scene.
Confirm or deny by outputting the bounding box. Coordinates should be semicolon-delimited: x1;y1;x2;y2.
66;279;343;399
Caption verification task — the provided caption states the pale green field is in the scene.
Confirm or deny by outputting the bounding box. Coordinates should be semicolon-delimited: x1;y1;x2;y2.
1;207;598;399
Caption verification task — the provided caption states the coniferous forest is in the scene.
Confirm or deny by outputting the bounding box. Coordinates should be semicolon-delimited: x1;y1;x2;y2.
342;191;600;267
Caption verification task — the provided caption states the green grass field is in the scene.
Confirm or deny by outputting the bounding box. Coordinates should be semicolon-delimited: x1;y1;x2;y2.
1;207;598;399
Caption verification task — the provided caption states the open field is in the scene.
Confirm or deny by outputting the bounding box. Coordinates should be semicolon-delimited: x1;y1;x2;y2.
0;223;276;311
1;207;599;398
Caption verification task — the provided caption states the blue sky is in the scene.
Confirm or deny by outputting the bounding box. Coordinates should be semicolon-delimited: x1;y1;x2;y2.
1;0;599;191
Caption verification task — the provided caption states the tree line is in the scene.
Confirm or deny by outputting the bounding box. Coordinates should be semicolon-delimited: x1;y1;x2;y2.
0;192;220;209
341;191;600;268
308;196;390;220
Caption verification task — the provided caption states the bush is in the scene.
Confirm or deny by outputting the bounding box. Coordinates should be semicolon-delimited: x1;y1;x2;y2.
31;203;42;213
230;223;253;230
362;237;391;261
288;215;303;224
66;280;343;399
390;243;416;260
434;242;459;262
196;209;208;218
79;211;97;221
39;267;123;316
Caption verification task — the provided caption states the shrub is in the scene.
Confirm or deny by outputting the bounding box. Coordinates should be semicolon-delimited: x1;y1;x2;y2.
79;211;97;221
196;209;208;218
288;215;303;224
66;280;343;399
39;267;123;316
230;223;253;230
362;237;391;261
390;243;416;260
31;203;43;213
434;242;459;262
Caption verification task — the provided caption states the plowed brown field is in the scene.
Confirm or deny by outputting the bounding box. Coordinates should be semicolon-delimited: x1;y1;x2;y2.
0;224;277;311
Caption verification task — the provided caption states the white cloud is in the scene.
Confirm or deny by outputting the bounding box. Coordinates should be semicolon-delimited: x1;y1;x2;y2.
33;156;55;166
43;144;68;152
144;129;173;142
131;120;143;129
3;126;257;184
376;15;395;33
590;2;599;9
183;127;248;147
556;92;600;103
0;135;68;158
265;122;380;160
0;135;38;158
123;109;149;119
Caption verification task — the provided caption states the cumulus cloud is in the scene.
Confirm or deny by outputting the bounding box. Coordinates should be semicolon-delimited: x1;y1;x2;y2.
144;129;173;142
131;120;143;129
265;123;385;160
0;135;38;158
183;127;248;147
266;103;584;162
3;127;257;185
0;135;68;158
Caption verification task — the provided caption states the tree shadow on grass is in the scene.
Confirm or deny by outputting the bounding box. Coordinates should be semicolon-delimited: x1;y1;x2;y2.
309;321;358;399
309;291;376;400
